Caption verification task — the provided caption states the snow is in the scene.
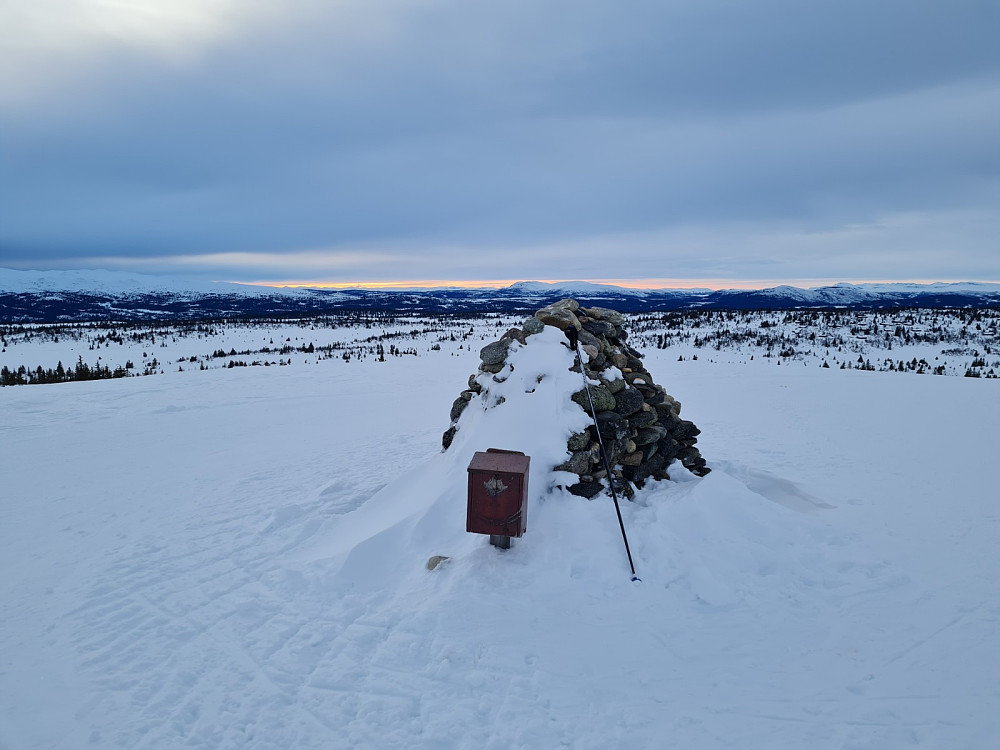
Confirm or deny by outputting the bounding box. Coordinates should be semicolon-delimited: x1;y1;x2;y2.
6;267;998;304
2;316;999;748
506;280;652;296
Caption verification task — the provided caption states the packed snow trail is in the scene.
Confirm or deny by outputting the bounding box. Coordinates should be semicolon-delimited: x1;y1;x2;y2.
1;331;998;748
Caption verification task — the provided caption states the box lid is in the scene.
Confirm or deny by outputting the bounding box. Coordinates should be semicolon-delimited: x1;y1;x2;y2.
468;450;530;475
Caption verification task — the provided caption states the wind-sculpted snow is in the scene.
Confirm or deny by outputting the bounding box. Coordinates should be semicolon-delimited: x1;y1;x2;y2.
1;315;998;748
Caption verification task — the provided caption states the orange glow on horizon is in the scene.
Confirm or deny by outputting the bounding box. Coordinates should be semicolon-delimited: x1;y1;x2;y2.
234;277;978;291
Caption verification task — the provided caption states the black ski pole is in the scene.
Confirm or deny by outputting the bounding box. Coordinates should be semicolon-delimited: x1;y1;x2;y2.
565;326;639;582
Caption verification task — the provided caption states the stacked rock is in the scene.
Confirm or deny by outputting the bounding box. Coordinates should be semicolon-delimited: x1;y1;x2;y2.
441;299;710;499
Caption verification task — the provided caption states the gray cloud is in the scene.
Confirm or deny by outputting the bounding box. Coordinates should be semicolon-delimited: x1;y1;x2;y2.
1;0;998;283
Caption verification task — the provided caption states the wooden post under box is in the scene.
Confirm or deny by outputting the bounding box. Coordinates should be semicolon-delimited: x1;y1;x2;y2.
467;449;530;549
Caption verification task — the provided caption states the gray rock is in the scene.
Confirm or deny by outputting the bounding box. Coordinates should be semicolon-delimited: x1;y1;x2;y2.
666;419;698;439
657;436;680;460
450;396;471;422
623;453;666;488
653;401;680;420
522;317;545;335
441;426;457;450
582;319;616;338
535;300;582;331
580;306;624;327
627;410;658;429
621;450;644;466
635;425;668;445
480;339;512;365
467;374;483;393
588;443;602;464
567;431;591;451
479;362;505;374
568;479;604;499
625;371;654;387
578;329;602;350
572;384;615;413
501;327;527;345
556;450;592;475
601;375;626;394
588;352;608;370
589;411;630;463
612;387;645;416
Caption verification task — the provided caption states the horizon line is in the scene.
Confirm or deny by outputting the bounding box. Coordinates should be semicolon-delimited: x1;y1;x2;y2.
234;277;991;291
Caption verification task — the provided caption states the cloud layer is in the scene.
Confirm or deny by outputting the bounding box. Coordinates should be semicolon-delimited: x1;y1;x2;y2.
1;0;998;283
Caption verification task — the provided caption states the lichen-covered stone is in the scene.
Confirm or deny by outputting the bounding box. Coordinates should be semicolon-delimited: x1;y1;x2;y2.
450;396;471;422
635;425;668;445
653;401;680;420
589;411;630;464
612;386;644;416
572;384;615;413
479;362;505;374
480;339;512;365
522;317;545;335
627;409;658;429
441;426;457;450
556;451;593;475
601;375;626;394
567;431;591;451
641;390;665;405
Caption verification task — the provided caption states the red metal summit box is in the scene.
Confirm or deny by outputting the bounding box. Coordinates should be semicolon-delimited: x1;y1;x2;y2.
467;449;530;540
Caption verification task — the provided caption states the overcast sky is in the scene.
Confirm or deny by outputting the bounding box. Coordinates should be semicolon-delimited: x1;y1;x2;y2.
1;0;997;286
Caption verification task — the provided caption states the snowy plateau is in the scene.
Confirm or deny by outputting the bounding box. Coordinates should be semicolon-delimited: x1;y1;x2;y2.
2;309;999;749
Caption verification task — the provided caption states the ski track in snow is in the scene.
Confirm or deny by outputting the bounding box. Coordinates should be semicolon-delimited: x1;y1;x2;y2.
2;322;999;749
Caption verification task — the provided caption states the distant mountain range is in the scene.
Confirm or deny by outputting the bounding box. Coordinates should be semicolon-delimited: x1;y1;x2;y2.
2;269;999;323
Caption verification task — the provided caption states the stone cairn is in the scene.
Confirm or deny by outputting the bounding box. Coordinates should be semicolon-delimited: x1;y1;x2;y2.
442;299;709;499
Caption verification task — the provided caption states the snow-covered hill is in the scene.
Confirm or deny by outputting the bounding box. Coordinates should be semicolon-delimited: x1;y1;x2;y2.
0;268;302;296
1;312;998;748
2;268;999;322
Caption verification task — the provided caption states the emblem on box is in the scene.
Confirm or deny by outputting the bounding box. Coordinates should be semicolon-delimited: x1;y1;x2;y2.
483;476;508;497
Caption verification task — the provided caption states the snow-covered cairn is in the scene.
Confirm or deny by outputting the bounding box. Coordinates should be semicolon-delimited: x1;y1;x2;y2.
442;298;709;498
